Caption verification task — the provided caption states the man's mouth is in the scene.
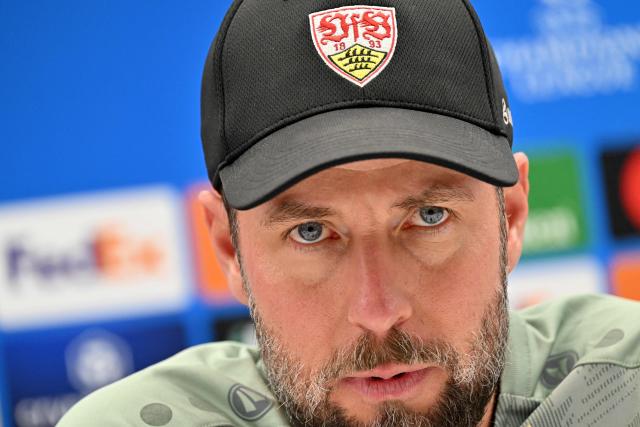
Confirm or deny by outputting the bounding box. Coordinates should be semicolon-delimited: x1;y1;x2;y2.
339;364;433;402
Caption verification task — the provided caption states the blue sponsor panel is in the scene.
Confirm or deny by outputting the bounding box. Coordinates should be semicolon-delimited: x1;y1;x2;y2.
1;335;9;427
3;318;186;427
476;0;640;139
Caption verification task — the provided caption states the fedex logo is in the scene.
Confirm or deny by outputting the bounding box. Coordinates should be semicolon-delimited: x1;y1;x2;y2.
5;224;164;287
0;187;188;329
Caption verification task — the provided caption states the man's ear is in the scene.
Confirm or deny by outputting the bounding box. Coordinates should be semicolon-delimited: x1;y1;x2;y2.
504;152;530;273
198;190;249;305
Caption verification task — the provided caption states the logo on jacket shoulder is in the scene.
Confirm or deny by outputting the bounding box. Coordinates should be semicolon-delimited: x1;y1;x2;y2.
309;6;397;87
228;383;273;421
540;351;579;388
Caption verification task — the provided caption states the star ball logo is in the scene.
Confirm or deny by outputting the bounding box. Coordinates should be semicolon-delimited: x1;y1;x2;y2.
65;329;134;394
309;6;397;87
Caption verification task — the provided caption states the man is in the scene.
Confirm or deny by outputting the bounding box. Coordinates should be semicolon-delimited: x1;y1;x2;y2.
59;0;640;426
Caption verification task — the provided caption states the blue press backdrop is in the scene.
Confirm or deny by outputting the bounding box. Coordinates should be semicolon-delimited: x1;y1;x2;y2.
2;1;640;426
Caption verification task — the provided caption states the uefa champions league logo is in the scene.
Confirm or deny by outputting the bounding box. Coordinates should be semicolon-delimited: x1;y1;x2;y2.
65;329;134;394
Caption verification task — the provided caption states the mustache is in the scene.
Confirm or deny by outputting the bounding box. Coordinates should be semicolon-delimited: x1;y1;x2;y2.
318;328;459;383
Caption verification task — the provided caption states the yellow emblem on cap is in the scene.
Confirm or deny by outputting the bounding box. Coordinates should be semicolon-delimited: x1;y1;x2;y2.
329;44;387;82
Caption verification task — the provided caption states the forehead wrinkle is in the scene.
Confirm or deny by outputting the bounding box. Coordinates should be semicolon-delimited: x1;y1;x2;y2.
261;199;336;228
393;183;475;210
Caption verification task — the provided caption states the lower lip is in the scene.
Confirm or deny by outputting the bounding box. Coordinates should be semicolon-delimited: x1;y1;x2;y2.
341;368;430;402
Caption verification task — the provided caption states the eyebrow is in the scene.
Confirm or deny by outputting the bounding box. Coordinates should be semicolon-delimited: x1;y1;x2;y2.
261;184;475;228
392;184;475;210
262;200;336;228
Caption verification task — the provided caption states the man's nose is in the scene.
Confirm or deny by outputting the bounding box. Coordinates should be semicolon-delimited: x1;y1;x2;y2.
345;241;413;338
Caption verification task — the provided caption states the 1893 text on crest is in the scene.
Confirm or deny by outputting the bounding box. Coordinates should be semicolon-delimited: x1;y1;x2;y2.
309;6;397;87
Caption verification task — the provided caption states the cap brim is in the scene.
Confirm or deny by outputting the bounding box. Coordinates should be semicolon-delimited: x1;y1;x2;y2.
219;107;518;210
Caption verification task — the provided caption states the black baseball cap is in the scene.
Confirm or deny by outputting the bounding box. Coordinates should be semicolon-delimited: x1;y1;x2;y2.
201;0;518;210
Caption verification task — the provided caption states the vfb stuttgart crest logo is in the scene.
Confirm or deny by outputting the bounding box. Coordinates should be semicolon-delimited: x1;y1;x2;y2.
309;6;397;87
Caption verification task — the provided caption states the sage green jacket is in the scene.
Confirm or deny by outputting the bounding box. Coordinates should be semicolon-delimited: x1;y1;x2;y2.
58;294;640;426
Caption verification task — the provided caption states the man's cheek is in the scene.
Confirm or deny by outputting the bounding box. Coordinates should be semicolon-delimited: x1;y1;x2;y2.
263;249;344;293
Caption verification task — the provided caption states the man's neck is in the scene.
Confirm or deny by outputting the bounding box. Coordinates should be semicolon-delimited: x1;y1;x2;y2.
478;392;498;427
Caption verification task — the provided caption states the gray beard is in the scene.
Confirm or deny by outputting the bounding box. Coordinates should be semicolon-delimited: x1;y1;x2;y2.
249;286;508;427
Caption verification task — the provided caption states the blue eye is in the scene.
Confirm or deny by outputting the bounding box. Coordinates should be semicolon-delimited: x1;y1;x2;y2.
417;206;448;226
291;222;327;244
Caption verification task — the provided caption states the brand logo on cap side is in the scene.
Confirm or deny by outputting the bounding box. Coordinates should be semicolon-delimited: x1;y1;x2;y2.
502;98;513;126
309;6;397;87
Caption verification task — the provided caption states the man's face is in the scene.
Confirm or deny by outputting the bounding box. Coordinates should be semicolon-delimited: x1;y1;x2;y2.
228;159;513;426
